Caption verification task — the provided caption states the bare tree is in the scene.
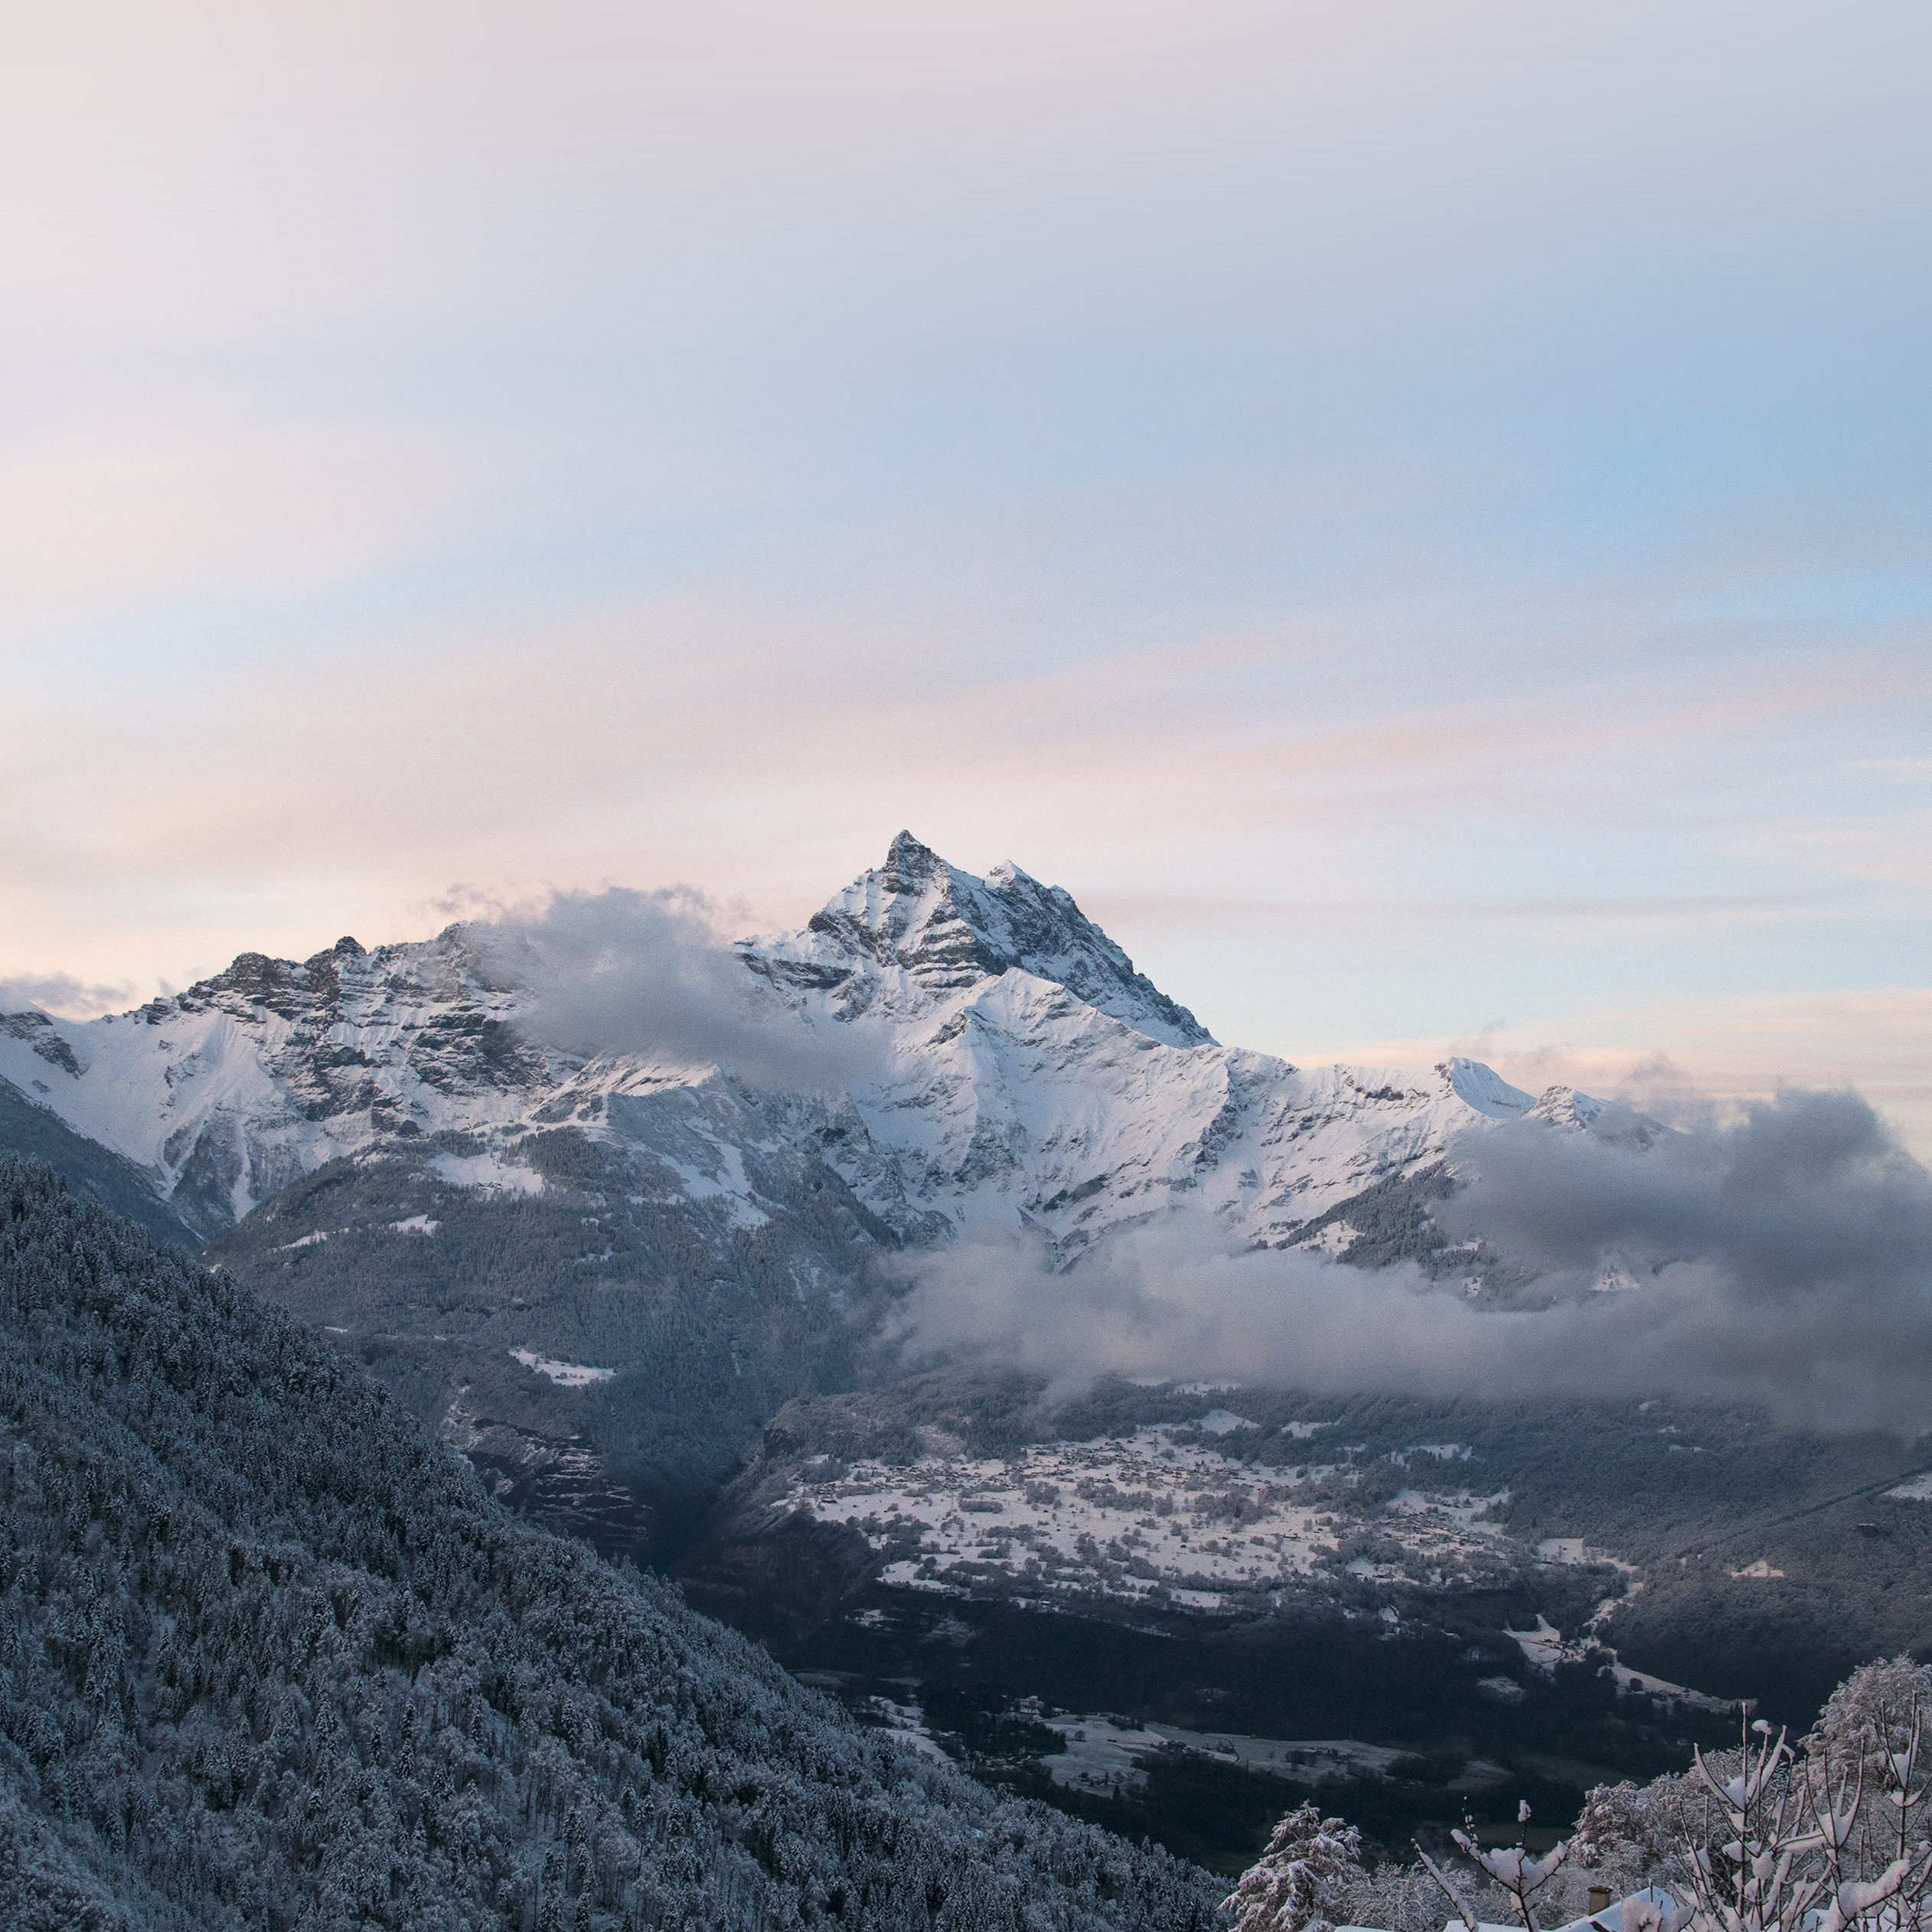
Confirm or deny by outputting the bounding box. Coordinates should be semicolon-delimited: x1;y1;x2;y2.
1418;1803;1570;1932
1669;1712;1932;1932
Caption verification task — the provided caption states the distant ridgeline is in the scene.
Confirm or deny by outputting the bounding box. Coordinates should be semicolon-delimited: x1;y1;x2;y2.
0;1157;1223;1932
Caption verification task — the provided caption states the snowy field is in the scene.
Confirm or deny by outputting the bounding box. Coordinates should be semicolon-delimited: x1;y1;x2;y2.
1039;1718;1405;1795
785;1419;1513;1612
1503;1613;1730;1711
508;1347;616;1388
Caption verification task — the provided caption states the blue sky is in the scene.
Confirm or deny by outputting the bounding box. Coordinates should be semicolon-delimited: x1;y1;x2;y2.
3;2;1929;1143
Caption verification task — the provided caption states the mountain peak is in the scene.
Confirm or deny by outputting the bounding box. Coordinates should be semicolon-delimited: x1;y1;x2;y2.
749;833;1216;1048
884;828;943;876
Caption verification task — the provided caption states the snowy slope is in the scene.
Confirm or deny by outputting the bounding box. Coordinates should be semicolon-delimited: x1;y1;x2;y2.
736;834;1604;1258
0;831;1617;1253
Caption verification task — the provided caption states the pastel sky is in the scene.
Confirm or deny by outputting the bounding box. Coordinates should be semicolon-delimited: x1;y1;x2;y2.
5;4;1930;1147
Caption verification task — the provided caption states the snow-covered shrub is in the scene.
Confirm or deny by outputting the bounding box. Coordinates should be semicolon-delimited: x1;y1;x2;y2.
1328;1857;1461;1932
1578;1705;1932;1932
1448;1806;1570;1932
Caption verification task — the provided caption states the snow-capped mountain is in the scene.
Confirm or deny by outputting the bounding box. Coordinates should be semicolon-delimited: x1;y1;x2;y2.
744;832;1214;1049
0;830;1613;1255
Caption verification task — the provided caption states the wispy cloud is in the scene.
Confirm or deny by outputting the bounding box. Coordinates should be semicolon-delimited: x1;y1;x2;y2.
0;404;497;637
0;973;139;1020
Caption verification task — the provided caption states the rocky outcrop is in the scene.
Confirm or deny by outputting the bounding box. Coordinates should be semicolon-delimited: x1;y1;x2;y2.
747;830;1213;1047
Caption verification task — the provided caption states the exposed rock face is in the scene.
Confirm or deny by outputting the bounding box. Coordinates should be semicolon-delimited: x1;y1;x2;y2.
1;924;555;1235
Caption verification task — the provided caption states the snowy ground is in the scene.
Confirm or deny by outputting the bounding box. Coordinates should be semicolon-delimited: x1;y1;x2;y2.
1039;1718;1405;1794
1535;1536;1635;1573
784;1420;1513;1612
431;1151;546;1196
1503;1614;1731;1711
508;1348;615;1388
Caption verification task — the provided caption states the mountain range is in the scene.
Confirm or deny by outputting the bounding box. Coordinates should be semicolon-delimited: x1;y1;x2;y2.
0;831;1689;1579
0;829;1629;1262
5;832;1926;1872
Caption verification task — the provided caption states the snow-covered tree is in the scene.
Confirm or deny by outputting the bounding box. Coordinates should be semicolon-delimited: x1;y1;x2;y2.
1329;1857;1460;1932
0;1156;1230;1932
1223;1803;1366;1932
1805;1656;1932;1879
1572;1761;1728;1893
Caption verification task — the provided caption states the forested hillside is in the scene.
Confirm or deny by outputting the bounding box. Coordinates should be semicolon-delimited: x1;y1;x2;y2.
0;1156;1224;1931
0;1073;194;1250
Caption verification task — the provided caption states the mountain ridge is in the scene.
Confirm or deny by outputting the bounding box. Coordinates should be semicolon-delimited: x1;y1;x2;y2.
0;832;1622;1261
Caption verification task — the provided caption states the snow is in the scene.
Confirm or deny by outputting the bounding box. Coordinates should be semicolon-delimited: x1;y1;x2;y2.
1196;1409;1259;1434
1506;1615;1731;1709
756;834;1214;1052
658;1141;771;1230
432;1153;545;1196
278;1229;328;1250
508;1348;615;1388
1886;1473;1932;1501
1445;1056;1538;1119
1555;1890;1680;1932
740;844;1630;1258
1729;1558;1787;1579
789;1424;1510;1610
857;1695;952;1764
389;1213;439;1235
1506;1614;1572;1673
1039;1715;1402;1794
1306;1222;1363;1258
881;1727;950;1765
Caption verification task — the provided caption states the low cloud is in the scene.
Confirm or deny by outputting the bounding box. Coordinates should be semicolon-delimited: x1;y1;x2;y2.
478;886;882;1092
0;972;139;1020
890;1089;1932;1434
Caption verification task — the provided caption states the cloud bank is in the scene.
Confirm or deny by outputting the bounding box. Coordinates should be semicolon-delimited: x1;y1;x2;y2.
479;886;879;1092
891;1089;1932;1433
